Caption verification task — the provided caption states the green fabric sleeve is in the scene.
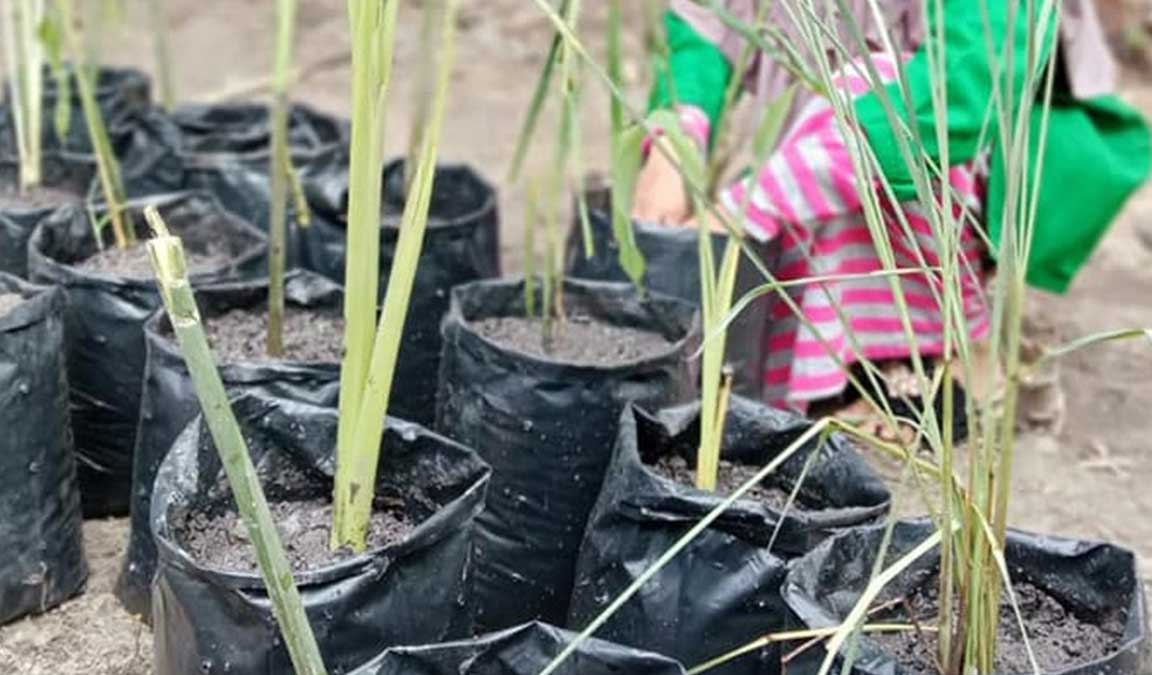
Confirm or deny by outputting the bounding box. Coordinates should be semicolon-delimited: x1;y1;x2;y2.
649;11;733;132
853;1;1056;201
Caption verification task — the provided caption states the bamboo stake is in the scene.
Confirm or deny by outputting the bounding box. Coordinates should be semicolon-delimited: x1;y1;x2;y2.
144;207;328;675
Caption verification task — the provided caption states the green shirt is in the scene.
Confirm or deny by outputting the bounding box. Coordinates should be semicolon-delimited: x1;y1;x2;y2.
651;5;1151;293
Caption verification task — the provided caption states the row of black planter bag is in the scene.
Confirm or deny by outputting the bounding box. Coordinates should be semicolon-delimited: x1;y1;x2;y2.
1;66;1145;675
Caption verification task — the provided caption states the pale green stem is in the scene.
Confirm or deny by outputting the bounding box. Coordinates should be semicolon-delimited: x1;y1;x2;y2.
267;0;299;357
331;0;459;551
144;207;328;675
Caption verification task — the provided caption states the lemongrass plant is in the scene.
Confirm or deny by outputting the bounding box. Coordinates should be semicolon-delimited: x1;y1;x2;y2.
146;0;175;110
54;0;131;248
331;0;460;551
266;0;299;357
1;0;46;190
528;0;1151;673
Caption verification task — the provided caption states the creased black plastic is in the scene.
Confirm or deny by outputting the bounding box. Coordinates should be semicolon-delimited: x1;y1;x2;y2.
0;195;70;278
565;199;778;399
116;270;343;620
27;192;266;518
0;273;86;625
436;277;700;631
298;157;500;425
0;66;164;195
783;519;1148;675
169;102;348;233
566;398;891;675
350;622;688;675
151;393;491;675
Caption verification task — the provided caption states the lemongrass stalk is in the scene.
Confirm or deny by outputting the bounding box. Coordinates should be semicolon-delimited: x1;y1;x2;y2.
539;418;835;675
507;0;571;183
2;0;45;189
332;0;399;550
56;0;130;247
405;0;438;193
331;0;458;551
267;0;299;357
147;0;175;110
144;207;328;675
524;178;540;318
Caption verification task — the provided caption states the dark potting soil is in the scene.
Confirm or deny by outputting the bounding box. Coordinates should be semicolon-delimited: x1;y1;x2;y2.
870;578;1125;673
0;183;77;210
178;498;416;573
650;454;823;512
203;307;344;363
0;292;26;317
75;243;229;278
471;313;673;365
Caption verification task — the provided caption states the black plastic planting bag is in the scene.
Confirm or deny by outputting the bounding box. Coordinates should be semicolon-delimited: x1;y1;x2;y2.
783;520;1149;675
28;192;266;518
299;157;500;425
565;203;778;399
0;66;174;195
151;394;491;675
566;398;891;675
0;274;86;625
0;197;68;278
170;102;348;232
437;278;699;630
351;622;688;675
115;271;343;620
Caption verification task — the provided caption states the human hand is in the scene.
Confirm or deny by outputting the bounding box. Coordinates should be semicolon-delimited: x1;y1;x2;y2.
631;148;691;225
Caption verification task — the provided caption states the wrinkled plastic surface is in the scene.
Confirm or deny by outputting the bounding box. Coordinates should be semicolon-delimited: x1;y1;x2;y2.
0;67;167;195
116;271;343;620
0;273;86;625
436;278;700;630
351;622;688;675
299;157;500;425
783;520;1149;675
169;102;348;232
567;398;891;675
28;192;266;518
0;192;71;278
151;393;491;675
565;198;778;399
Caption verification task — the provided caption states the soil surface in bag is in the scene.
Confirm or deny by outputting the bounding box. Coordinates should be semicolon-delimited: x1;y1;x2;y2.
437;277;699;631
782;519;1148;675
204;305;343;363
300;158;500;425
179;497;412;572
350;622;688;675
27;192;266;518
567;398;892;675
114;271;342;621
564;198;777;399
872;577;1123;673
472;314;673;364
150;393;491;675
0;273;87;626
76;242;228;277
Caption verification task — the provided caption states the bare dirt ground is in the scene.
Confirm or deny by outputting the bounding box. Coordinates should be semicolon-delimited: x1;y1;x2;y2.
2;1;1152;673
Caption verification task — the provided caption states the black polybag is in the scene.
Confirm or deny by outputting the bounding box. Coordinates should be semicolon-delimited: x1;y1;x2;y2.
170;102;348;232
298;157;500;425
782;520;1148;675
0;196;69;278
350;622;688;675
115;270;343;620
28;192;266;518
566;398;892;675
151;393;491;675
436;277;700;630
0;66;173;195
565;202;778;399
0;273;86;625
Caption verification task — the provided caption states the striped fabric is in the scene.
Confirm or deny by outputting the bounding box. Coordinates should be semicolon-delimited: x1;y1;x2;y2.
705;54;991;408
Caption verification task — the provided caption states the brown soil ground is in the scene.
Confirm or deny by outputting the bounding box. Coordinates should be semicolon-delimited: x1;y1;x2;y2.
2;1;1152;673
